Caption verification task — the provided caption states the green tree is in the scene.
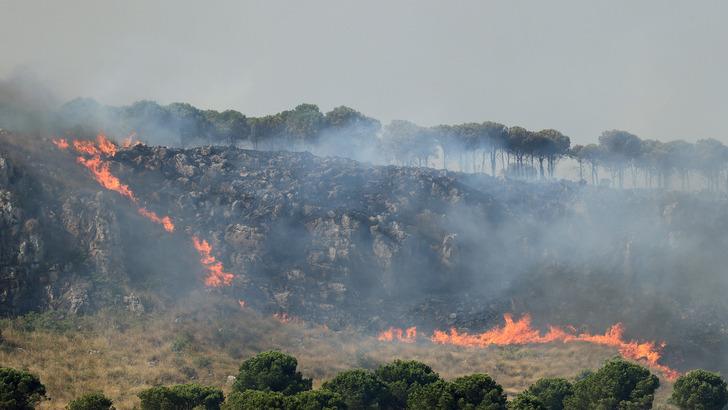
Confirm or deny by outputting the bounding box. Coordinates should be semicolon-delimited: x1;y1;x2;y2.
206;109;250;145
508;393;546;410
670;369;728;410
0;367;46;410
284;103;324;147
564;358;659;410
166;102;213;146
221;390;287;410
289;390;347;410
233;351;312;396
597;130;642;188
450;374;507;410
375;359;441;408
406;374;507;410
383;120;437;167
138;384;224;410
66;392;114;410
407;380;456;409
524;378;573;410
321;369;391;409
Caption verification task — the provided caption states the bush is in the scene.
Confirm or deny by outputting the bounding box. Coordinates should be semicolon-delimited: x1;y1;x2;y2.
375;359;441;407
232;351;312;395
523;378;573;410
138;383;224;410
564;358;659;410
508;393;546;410
670;369;728;410
289;390;347;410
221;390;287;410
0;367;46;410
66;392;114;410
321;369;391;409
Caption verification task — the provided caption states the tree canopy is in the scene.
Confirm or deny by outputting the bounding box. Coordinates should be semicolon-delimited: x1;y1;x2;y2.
232;351;312;396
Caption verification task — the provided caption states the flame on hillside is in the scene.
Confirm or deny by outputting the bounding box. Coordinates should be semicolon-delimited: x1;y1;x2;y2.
273;312;300;324
138;207;175;232
192;236;234;287
76;156;136;201
380;313;679;380
52;138;69;150
378;327;417;343
121;132;138;148
52;134;238;287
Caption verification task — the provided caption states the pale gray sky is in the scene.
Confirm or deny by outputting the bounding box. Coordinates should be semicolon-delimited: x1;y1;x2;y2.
1;0;726;143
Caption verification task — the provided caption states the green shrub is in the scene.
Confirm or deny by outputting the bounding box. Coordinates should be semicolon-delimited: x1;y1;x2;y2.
171;333;195;353
232;351;312;395
375;359;441;408
138;383;224;410
564;358;659;410
221;390;287;410
508;392;546;410
670;369;728;410
0;367;46;410
322;369;391;409
523;378;573;410
66;392;114;410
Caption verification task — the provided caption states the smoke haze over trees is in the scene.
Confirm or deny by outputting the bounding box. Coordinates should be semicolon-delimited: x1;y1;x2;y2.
6;94;728;192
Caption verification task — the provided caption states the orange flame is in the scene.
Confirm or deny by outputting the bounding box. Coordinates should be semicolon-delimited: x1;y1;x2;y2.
273;312;300;324
73;139;101;156
52;138;69;150
96;134;117;156
54;136;234;288
424;314;679;380
77;156;137;202
238;300;246;309
138;207;175;232
378;326;417;343
121;132;138;148
192;236;234;287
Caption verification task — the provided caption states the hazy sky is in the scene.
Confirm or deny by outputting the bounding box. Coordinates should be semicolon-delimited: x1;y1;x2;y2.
1;0;727;143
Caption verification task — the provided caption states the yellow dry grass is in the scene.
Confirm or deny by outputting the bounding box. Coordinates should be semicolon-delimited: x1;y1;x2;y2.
0;295;675;409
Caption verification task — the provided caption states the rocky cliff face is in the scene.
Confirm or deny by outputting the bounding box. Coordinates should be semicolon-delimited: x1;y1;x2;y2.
3;131;728;371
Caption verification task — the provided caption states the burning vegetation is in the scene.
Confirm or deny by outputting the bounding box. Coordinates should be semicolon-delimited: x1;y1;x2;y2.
379;314;679;380
51;133;233;287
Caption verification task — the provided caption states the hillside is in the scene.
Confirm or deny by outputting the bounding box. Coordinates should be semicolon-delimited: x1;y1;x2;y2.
2;130;728;379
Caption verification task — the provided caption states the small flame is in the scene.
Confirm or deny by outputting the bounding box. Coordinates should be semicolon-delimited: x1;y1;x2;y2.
96;134;117;156
192;236;234;287
52;138;69;150
238;300;246;309
77;156;137;202
121;132;138;148
378;326;417;343
273;312;299;324
138;207;175;232
73;139;101;156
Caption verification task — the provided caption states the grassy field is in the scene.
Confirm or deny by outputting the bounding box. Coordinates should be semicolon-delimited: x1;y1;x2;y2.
0;294;675;409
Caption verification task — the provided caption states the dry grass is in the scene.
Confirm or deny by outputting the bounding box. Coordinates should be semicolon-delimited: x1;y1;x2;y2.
0;295;675;409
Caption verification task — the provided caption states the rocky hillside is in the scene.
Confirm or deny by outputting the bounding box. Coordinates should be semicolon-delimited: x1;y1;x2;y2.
2;130;728;373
